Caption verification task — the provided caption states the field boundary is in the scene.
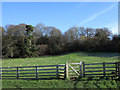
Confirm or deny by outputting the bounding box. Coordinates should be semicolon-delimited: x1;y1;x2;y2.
1;62;120;79
65;61;120;79
82;62;120;77
1;64;66;79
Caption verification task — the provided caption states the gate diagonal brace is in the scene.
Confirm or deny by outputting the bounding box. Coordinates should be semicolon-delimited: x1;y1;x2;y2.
68;64;80;75
74;65;79;69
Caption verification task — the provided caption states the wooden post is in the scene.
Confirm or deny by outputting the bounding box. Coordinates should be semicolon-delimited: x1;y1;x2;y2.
36;66;38;79
118;62;120;78
66;62;69;79
115;62;118;77
56;65;59;78
64;64;66;79
83;62;85;77
103;62;105;77
80;61;82;77
0;67;1;79
17;67;19;79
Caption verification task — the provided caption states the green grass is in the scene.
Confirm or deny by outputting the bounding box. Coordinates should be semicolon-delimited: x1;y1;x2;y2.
2;52;119;67
2;77;120;88
2;52;120;88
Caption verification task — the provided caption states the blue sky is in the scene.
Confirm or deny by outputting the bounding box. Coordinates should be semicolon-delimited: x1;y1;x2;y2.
2;2;118;34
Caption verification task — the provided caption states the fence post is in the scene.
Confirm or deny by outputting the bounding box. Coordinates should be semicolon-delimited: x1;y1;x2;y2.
115;62;118;77
36;66;38;79
56;65;59;78
66;62;69;79
118;62;120;78
83;62;85;77
64;64;66;79
103;62;105;77
80;61;82;77
0;67;1;79
17;67;19;79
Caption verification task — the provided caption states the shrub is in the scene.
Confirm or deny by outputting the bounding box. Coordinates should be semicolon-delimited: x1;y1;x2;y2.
37;45;48;56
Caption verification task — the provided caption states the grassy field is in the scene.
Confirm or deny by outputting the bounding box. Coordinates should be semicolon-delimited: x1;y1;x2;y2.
2;52;119;67
2;52;120;89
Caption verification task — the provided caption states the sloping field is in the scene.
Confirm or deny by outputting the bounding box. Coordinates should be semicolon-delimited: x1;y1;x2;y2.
2;52;119;67
2;52;120;89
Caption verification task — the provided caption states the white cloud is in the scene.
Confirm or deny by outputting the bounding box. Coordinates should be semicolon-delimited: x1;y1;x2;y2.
79;3;116;26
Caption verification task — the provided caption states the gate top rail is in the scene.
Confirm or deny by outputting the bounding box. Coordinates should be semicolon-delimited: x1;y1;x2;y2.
68;63;82;65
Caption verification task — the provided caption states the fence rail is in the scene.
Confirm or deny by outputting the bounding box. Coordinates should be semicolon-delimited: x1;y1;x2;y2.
1;62;120;79
1;64;65;79
83;62;120;77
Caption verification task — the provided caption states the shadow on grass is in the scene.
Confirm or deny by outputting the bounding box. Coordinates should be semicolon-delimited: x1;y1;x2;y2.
78;52;120;58
3;76;120;81
2;78;65;80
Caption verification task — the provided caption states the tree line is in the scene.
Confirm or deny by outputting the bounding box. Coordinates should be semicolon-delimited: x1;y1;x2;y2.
0;23;120;58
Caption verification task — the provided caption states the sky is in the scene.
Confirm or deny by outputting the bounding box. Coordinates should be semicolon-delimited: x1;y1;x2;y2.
2;2;118;34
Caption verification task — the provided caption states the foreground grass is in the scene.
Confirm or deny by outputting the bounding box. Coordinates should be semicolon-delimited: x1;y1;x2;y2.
2;77;120;88
2;52;120;88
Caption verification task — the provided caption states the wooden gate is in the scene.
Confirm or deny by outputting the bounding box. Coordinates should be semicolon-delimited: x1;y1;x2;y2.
66;61;82;79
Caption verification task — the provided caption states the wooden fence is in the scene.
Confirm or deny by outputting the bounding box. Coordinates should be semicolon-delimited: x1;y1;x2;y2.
1;62;120;79
83;62;119;77
65;61;120;79
1;65;65;79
